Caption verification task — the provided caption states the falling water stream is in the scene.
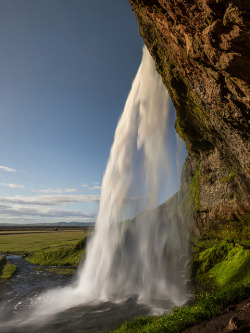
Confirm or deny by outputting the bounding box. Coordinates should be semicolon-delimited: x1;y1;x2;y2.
0;46;189;332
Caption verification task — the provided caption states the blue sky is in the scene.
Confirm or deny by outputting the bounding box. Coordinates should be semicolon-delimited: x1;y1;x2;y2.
0;0;185;225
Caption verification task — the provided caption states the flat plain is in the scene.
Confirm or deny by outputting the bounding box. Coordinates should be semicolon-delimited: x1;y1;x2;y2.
0;227;90;254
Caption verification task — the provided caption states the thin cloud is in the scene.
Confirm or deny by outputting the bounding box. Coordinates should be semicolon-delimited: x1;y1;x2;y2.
80;183;101;190
0;194;100;206
0;203;97;219
0;216;43;221
0;166;16;172
0;183;24;189
0;216;44;223
0;216;94;224
37;188;78;194
89;185;102;190
64;188;78;193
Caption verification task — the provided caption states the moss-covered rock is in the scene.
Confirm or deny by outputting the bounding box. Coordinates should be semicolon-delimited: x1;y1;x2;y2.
192;239;250;288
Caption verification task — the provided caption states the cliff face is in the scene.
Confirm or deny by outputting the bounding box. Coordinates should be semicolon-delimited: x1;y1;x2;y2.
128;0;250;238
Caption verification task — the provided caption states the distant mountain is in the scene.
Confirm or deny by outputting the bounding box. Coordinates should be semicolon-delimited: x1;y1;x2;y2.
0;222;95;227
53;222;95;227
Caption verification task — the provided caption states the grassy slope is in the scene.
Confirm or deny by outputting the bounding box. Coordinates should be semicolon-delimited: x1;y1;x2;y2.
26;236;88;266
112;239;250;333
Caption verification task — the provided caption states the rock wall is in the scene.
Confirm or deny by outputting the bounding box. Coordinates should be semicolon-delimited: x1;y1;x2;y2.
128;0;250;238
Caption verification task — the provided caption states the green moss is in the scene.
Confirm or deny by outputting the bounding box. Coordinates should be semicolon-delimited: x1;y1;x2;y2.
209;246;250;286
237;240;250;247
150;38;212;154
239;213;250;226
194;239;215;249
193;240;250;289
206;212;250;240
192;246;200;254
190;166;201;211
181;163;201;219
197;240;235;275
219;172;237;183
202;174;210;183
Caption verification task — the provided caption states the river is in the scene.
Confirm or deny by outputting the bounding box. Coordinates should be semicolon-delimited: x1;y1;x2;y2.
0;255;152;332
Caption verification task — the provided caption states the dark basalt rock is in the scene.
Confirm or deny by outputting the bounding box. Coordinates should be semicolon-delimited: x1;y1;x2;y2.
128;0;250;238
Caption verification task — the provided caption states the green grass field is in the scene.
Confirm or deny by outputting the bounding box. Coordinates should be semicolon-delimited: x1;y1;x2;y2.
0;229;89;254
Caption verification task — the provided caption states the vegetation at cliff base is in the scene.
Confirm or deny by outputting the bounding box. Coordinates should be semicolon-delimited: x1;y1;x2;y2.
112;284;249;333
112;239;250;332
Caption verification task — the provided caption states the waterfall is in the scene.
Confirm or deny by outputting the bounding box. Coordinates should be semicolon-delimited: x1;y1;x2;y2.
74;45;189;306
2;46;189;330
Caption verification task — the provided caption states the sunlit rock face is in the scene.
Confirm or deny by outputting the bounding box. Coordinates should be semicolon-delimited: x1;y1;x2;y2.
128;0;250;238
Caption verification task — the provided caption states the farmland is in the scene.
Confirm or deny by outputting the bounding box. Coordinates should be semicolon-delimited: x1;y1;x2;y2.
0;226;92;254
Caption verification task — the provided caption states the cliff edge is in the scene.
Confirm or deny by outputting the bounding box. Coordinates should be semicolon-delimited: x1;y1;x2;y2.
128;0;250;239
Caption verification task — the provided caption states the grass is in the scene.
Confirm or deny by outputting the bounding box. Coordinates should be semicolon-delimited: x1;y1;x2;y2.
0;228;90;276
0;230;88;254
26;237;88;266
0;256;17;279
0;261;17;279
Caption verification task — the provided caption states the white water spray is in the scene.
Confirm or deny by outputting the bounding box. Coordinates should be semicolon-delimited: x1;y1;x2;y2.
1;46;189;330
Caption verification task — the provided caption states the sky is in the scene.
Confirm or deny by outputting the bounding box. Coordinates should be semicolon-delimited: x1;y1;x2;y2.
0;0;186;225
